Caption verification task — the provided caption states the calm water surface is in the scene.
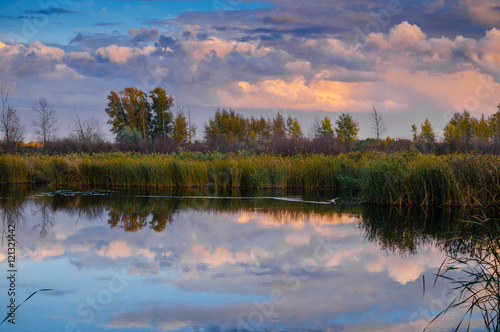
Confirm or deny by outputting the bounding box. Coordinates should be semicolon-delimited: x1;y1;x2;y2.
0;187;488;331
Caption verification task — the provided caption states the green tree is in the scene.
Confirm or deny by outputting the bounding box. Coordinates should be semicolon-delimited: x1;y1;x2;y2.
489;111;500;145
474;114;491;143
271;112;286;137
204;108;247;142
419;118;435;145
335;112;359;146
119;127;141;144
105;87;150;140
443;110;475;146
149;87;174;140
411;124;418;142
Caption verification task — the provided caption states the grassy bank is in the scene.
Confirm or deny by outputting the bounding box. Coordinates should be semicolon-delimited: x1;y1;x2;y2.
0;152;498;206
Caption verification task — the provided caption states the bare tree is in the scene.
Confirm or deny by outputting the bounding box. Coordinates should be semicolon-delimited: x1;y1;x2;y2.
32;98;57;145
186;106;197;143
0;87;24;151
72;107;104;151
369;105;386;140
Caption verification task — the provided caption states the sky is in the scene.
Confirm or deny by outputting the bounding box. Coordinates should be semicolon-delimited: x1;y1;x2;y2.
1;0;500;141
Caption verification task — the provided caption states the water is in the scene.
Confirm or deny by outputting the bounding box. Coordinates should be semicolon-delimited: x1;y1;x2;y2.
0;187;489;331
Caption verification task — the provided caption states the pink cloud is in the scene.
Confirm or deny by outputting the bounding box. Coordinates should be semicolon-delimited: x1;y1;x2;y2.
96;44;155;64
27;41;64;61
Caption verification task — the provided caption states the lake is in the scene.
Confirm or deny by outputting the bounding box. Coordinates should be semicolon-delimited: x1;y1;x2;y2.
0;187;492;331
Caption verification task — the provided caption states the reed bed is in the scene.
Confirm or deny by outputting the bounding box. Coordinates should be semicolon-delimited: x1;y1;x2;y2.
0;152;498;206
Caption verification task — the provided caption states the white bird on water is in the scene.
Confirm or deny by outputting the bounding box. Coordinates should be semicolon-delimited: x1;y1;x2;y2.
329;198;338;204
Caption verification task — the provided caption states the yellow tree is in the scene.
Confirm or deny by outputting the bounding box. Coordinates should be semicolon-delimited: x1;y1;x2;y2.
315;116;333;137
286;115;302;138
335;112;359;146
172;111;188;142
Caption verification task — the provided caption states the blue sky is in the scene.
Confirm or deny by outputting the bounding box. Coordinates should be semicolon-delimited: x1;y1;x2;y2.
0;0;500;140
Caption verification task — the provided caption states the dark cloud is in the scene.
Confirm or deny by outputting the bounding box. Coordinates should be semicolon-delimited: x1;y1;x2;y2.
155;35;178;49
24;7;78;15
129;27;160;44
95;22;121;26
65;32;127;51
70;33;83;44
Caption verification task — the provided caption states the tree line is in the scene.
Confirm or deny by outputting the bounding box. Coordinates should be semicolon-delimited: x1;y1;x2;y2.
2;85;500;154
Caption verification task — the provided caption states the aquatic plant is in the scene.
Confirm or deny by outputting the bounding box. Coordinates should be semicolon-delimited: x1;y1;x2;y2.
0;152;498;206
427;215;500;331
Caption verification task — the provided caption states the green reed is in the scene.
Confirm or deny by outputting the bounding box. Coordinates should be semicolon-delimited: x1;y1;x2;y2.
0;152;498;206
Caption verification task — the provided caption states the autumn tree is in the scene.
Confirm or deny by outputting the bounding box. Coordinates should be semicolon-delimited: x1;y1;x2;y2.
369;105;386;140
314;116;333;138
149;87;174;140
172;103;196;143
286;115;302;138
172;110;188;143
335;112;359;146
32;98;57;145
247;116;271;141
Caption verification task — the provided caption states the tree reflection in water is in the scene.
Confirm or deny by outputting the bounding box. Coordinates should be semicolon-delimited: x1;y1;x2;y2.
1;185;500;330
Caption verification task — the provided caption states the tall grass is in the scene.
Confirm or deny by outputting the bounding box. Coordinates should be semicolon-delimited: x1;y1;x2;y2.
0;152;498;206
427;216;500;332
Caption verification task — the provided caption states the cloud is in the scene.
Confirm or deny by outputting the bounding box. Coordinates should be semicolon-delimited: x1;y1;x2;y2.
388;21;427;49
70;33;83;44
95;44;155;64
24;7;78;15
25;244;64;262
182;37;245;61
466;0;500;26
26;41;64;61
97;241;156;259
95;22;121;27
218;75;357;111
69;51;95;62
184;244;235;266
129;27;160;44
